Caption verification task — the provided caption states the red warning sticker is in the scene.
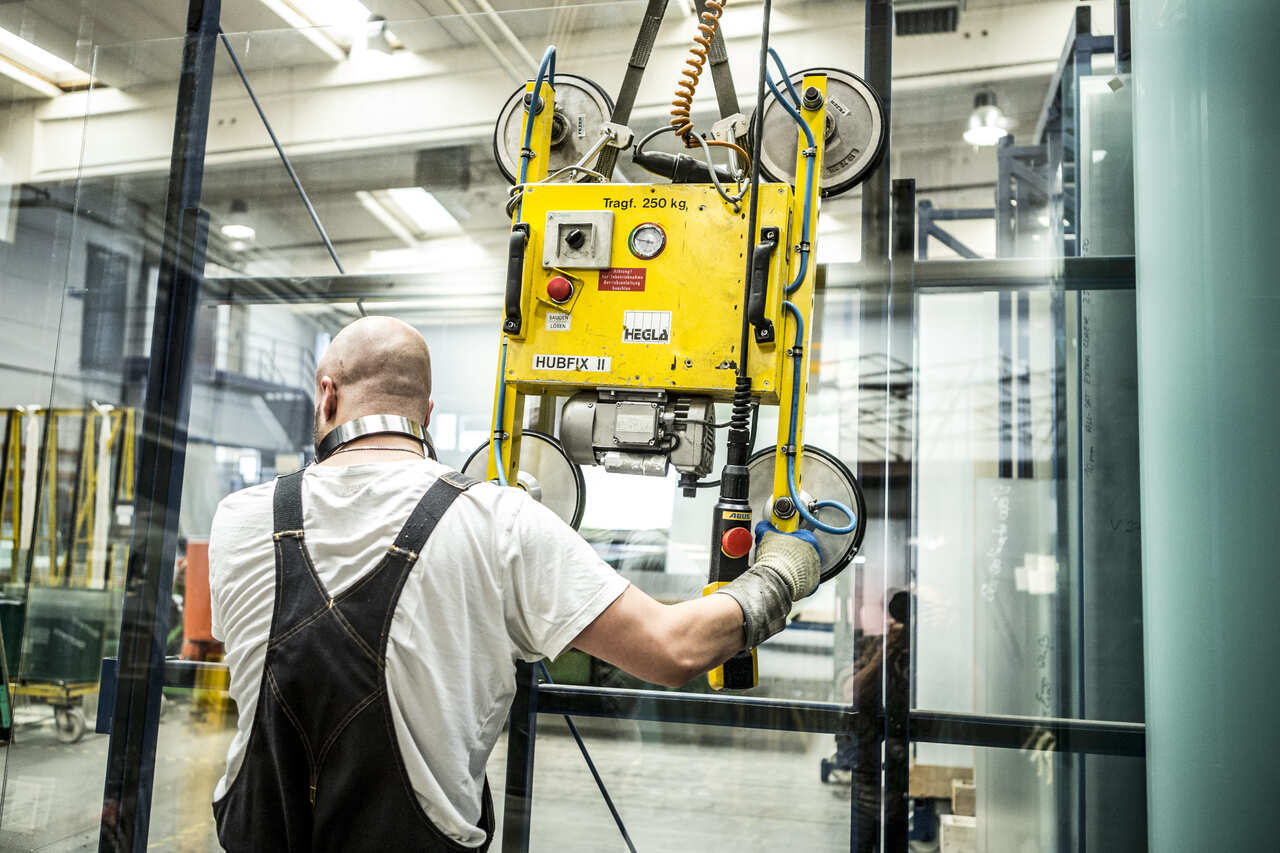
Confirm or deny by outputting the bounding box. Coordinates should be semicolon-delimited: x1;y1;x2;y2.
598;267;647;292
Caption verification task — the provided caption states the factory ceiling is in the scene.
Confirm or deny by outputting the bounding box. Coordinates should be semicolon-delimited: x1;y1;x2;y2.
2;1;1114;283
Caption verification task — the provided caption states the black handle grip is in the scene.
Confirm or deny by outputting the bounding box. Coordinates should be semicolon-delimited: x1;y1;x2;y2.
631;150;736;184
720;650;758;690
503;223;530;336
748;227;779;344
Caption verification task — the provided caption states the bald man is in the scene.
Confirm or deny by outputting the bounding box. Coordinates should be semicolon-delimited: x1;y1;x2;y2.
208;317;820;852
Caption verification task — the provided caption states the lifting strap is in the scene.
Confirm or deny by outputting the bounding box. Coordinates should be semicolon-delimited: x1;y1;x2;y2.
593;0;743;179
694;0;743;126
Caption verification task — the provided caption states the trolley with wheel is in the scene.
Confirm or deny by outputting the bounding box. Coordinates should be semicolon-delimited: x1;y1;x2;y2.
11;679;96;744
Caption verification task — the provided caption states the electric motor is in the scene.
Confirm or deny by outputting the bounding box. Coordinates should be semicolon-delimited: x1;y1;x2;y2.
560;390;716;478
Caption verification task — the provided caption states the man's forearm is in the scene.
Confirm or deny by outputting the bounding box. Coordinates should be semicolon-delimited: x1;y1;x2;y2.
570;530;820;688
571;585;745;688
663;592;748;677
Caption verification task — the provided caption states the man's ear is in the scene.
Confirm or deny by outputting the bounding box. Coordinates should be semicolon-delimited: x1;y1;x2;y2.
319;375;339;421
425;399;435;428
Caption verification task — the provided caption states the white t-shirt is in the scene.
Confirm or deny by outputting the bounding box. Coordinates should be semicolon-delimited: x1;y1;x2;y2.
209;459;628;848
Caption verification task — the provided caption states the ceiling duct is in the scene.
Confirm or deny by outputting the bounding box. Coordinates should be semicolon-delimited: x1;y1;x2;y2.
414;145;471;191
895;0;964;36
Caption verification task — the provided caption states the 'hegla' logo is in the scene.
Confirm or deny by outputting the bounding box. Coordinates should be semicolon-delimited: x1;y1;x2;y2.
622;311;672;344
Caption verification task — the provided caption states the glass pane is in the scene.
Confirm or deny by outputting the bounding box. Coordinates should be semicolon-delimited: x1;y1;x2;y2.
0;13;141;847
909;743;1146;853
525;719;851;851
5;0;1153;849
912;280;1143;724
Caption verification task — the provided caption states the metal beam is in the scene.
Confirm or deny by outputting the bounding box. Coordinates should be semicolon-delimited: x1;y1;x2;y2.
536;683;856;734
912;710;1146;757
202;257;1137;310
139;660;1150;758
98;1;219;849
860;0;893;269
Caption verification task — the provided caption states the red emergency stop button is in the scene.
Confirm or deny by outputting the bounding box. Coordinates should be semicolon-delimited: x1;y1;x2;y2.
721;526;753;559
547;276;573;303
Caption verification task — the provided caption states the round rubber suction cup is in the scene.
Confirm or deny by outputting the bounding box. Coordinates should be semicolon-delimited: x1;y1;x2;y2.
492;73;614;184
753;67;887;198
463;430;586;530
746;444;867;584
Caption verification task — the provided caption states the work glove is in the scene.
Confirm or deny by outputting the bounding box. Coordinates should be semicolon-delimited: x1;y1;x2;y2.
716;522;823;649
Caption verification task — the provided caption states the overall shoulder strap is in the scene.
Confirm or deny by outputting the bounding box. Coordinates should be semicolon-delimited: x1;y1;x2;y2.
390;470;480;557
272;469;306;535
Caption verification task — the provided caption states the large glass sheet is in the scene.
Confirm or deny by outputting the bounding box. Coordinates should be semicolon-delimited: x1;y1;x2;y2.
907;742;1146;853
0;4;149;845
0;0;1150;849
48;5;877;846
525;719;850;851
912;280;1143;727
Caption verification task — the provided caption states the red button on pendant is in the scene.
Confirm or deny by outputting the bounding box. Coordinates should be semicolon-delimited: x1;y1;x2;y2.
547;276;573;303
721;526;753;559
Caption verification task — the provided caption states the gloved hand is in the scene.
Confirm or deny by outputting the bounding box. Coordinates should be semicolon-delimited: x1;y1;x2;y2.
747;517;819;591
716;522;823;648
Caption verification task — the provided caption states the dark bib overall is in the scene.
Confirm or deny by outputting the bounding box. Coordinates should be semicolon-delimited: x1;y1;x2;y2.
213;469;495;852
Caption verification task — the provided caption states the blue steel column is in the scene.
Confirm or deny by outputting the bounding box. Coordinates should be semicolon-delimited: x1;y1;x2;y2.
99;0;219;850
1131;2;1280;850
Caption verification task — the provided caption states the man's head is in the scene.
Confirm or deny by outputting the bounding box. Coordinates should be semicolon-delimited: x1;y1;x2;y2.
313;316;433;447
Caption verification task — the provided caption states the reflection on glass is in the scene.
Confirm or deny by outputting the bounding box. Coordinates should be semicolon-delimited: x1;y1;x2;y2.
527;720;850;852
0;0;1150;850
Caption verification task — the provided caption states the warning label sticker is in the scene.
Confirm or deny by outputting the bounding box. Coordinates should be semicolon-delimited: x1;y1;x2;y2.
532;354;611;372
622;310;672;344
545;312;571;331
599;267;647;292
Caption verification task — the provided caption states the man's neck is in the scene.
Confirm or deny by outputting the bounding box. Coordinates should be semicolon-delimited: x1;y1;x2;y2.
316;433;426;467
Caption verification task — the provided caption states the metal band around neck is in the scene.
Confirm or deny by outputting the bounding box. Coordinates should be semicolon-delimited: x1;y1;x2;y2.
315;414;436;462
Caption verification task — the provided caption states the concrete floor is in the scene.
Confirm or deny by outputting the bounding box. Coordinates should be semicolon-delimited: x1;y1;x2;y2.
0;696;852;852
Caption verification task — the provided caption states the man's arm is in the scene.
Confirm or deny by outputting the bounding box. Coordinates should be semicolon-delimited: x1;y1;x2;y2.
571;526;823;688
571;586;746;688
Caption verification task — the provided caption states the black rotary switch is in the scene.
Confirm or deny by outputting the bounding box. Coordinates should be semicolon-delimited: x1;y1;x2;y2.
565;228;586;250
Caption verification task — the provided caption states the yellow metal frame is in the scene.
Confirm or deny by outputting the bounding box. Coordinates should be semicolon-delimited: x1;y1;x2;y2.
1;412;22;564
486;74;829;531
769;74;827;532
0;407;136;587
11;680;98;702
486;78;555;484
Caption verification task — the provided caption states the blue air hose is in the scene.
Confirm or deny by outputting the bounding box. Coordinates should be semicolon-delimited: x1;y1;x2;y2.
764;49;816;296
492;341;510;486
513;46;557;220
780;301;858;535
497;46;557;486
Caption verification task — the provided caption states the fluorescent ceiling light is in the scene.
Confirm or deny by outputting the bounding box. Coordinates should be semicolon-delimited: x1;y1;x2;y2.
0;26;91;86
356;190;418;248
0;55;61;98
256;0;348;61
294;0;372;24
385;187;461;236
221;224;257;241
257;0;392;60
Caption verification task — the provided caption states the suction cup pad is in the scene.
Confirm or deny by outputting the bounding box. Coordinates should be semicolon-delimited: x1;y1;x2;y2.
746;445;867;584
753;67;887;198
492;73;615;184
463;430;587;529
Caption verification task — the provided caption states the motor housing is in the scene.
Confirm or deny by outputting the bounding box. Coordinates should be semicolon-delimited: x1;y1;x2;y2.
561;389;715;478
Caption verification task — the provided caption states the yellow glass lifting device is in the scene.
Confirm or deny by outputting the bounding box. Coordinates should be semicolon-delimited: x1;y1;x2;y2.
471;8;884;690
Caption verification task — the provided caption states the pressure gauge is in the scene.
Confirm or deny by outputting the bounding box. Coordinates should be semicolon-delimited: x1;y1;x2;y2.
628;223;666;260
